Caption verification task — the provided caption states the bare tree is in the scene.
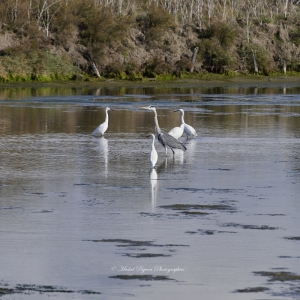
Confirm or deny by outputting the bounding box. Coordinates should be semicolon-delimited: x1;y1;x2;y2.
36;0;61;36
206;0;215;26
252;49;258;73
283;59;287;73
190;46;199;72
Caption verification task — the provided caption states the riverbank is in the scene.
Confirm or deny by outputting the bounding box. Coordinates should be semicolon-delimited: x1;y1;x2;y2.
1;73;300;90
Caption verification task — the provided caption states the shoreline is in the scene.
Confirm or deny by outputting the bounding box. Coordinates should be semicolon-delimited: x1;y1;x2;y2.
0;74;299;90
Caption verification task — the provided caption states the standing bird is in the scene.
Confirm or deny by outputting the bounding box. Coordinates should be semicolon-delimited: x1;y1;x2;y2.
140;106;187;157
168;123;184;140
148;134;158;168
92;107;113;136
174;109;197;140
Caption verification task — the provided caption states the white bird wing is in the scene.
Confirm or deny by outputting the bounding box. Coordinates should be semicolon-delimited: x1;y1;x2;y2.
168;126;184;139
184;124;197;136
92;122;107;136
150;149;158;167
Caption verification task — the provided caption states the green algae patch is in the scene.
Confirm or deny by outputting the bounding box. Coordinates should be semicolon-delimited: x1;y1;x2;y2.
186;229;237;235
180;211;210;216
123;253;171;258
285;236;300;241
220;223;280;230
109;275;173;281
234;287;269;293
0;284;101;296
92;239;155;247
159;204;234;211
254;271;300;282
85;239;189;248
0;287;14;296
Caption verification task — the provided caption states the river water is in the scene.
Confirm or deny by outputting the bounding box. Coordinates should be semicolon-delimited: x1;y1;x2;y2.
0;80;300;299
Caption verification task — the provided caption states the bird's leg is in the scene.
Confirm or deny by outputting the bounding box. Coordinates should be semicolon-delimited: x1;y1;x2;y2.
171;148;175;159
165;148;168;157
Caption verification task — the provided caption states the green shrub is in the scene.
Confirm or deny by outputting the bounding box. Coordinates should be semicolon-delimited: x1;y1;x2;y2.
143;57;174;77
289;27;300;47
137;4;175;43
237;44;272;75
199;22;236;48
175;57;192;73
198;38;236;73
0;45;80;81
77;1;133;64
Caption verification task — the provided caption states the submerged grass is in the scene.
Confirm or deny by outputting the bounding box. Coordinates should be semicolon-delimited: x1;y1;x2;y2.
234;287;269;293
160;204;234;211
109;275;173;281
220;223;280;230
86;239;189;248
0;287;14;296
254;271;300;282
123;253;171;258
285;236;300;241
0;284;101;296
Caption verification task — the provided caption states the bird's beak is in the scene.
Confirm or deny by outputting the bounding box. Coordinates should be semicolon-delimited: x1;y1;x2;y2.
173;109;180;112
140;106;150;110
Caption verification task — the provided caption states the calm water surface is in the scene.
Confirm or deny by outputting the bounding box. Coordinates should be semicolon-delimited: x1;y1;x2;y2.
0;82;300;299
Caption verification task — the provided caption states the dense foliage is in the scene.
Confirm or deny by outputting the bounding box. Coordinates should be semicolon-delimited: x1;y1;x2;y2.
0;0;300;81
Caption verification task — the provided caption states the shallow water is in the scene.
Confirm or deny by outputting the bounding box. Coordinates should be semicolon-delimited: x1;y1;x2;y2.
0;82;300;299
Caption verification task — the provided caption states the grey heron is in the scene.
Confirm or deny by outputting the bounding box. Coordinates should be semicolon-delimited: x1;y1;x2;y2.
92;107;113;136
174;109;197;140
148;134;158;168
141;106;187;157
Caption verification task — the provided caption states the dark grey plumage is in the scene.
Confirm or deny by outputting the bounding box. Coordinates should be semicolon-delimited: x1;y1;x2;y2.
141;105;187;157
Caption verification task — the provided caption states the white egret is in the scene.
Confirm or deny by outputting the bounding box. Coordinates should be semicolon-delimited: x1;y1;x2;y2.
92;107;113;136
168;123;184;139
174;109;197;140
148;134;158;168
140;106;187;157
149;168;158;210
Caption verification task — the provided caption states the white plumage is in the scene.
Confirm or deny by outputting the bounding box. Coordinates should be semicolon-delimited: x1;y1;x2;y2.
92;107;112;136
168;123;184;139
174;109;197;140
140;106;187;157
148;134;158;168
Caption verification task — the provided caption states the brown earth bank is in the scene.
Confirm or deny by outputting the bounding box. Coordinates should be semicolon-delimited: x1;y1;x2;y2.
1;0;300;82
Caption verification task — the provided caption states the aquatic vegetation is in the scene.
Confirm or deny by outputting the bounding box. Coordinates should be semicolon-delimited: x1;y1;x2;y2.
220;223;280;230
160;203;234;211
123;253;171;258
0;287;14;296
234;287;269;293
109;275;173;281
254;271;300;282
285;236;300;241
186;229;237;235
180;211;210;216
167;187;244;195
85;239;189;248
0;283;101;296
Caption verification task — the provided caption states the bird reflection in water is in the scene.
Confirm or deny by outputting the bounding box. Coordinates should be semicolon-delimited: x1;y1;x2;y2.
149;168;158;211
94;137;108;178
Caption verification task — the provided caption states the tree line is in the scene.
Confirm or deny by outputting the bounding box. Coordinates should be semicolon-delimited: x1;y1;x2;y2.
0;0;300;81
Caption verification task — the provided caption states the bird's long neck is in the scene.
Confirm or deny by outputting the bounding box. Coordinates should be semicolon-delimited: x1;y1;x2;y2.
181;111;185;125
105;110;109;123
153;110;161;135
152;136;155;149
